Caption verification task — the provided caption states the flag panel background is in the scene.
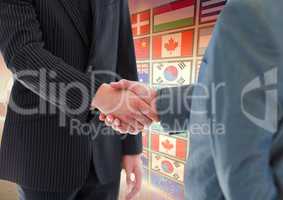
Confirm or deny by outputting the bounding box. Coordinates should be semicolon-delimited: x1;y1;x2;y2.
141;150;150;168
142;131;149;149
0;1;227;200
151;133;187;161
129;0;225;197
137;63;150;84
131;10;151;37
199;0;226;24
152;61;192;85
153;0;196;33
150;171;185;200
129;0;177;13
134;37;150;60
198;26;214;56
152;30;194;59
151;153;185;183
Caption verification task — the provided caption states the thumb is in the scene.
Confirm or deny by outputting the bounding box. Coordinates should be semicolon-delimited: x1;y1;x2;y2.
110;79;131;90
138;100;159;122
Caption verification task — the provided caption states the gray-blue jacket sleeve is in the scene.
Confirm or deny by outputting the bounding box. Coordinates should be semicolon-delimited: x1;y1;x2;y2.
156;85;194;132
203;0;282;199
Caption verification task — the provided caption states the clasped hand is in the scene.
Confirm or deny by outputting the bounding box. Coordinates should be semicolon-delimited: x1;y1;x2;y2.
91;80;160;134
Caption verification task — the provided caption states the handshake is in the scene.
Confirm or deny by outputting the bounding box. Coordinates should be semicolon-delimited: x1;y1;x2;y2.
91;80;160;134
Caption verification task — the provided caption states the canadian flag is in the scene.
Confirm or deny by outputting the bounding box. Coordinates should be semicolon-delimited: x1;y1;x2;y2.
153;30;193;59
131;10;150;37
151;133;187;160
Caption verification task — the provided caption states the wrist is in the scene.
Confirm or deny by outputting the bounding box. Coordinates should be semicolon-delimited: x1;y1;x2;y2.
123;154;142;160
91;83;110;110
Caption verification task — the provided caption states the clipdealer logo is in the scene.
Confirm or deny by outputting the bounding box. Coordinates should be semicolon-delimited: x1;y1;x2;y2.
241;68;278;133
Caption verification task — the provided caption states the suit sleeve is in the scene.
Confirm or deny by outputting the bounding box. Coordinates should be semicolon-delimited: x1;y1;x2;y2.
207;1;279;199
117;0;142;155
0;0;101;122
156;85;194;132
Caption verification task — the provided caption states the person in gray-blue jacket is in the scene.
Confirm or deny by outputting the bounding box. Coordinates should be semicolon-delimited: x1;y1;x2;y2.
100;0;283;199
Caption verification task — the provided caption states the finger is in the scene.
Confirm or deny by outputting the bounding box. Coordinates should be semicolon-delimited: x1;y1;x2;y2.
130;102;154;127
112;125;127;134
106;115;115;123
111;81;156;108
110;79;131;90
112;121;138;134
127;127;139;135
126;184;141;200
113;118;121;126
126;186;139;200
133;166;142;192
133;114;152;127
99;113;107;121
112;124;129;134
105;115;115;127
127;83;156;105
138;101;159;122
117;125;139;135
129;84;151;101
103;115;138;134
126;167;142;200
105;120;112;127
119;116;144;131
106;115;141;134
106;117;122;128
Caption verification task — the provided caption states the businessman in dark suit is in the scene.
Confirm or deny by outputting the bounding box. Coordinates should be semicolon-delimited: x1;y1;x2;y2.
0;0;158;199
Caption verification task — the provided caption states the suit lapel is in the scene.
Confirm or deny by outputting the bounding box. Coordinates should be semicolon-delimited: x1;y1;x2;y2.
88;0;101;64
59;0;89;46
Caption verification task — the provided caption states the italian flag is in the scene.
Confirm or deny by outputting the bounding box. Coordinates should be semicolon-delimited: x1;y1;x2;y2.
153;0;195;33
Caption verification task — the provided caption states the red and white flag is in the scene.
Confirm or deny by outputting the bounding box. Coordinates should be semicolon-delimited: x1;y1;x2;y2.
131;10;150;37
153;30;193;59
151;133;187;160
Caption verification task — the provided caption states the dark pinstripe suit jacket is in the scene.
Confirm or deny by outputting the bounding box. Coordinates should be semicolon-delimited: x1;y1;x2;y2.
0;0;142;192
